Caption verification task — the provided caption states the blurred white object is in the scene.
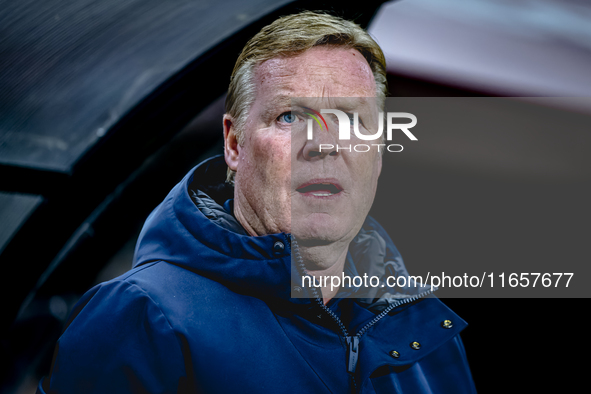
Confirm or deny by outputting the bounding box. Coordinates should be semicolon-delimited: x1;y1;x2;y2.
370;0;591;97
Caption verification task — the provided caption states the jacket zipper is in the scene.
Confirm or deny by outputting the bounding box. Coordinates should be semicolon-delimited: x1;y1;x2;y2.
290;236;434;393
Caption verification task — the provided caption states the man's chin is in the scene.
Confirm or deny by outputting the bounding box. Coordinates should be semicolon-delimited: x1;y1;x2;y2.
291;224;346;245
292;235;334;247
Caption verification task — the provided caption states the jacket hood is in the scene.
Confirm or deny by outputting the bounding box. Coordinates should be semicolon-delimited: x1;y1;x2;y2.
133;155;430;305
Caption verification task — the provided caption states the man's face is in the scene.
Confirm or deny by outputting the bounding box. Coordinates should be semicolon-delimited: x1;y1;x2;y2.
224;46;382;245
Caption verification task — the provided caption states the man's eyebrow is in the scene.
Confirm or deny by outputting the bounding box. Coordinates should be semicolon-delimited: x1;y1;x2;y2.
276;95;295;108
264;94;291;106
259;95;294;122
262;96;375;117
272;95;326;110
335;97;374;112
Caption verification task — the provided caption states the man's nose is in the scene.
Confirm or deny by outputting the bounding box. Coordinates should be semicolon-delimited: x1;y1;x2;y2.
303;143;338;159
302;121;339;160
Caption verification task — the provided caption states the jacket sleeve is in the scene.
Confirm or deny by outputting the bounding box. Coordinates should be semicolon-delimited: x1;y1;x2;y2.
37;279;189;394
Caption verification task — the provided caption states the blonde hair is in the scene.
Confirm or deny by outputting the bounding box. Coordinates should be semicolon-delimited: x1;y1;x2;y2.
225;11;388;183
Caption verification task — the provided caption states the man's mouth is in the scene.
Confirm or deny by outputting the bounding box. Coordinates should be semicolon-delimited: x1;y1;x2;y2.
296;181;343;197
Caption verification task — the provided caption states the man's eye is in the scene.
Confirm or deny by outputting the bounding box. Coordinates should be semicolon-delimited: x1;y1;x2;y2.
278;112;297;123
347;113;355;125
348;113;363;126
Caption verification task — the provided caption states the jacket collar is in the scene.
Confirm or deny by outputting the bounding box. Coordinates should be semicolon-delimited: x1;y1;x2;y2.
133;155;430;305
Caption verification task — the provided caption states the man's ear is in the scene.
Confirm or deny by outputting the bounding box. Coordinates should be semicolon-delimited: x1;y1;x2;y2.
223;114;239;171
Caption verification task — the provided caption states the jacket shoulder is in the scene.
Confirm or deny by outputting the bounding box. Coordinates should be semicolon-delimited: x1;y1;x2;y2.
123;260;275;333
42;266;191;393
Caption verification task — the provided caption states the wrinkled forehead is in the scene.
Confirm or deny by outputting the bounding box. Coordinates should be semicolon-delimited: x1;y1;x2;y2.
253;46;377;101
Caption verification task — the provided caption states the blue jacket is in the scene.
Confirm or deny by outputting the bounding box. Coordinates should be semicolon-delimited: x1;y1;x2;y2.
38;155;476;393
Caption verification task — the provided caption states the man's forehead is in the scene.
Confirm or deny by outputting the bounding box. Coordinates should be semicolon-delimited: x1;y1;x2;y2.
284;96;377;111
253;46;376;99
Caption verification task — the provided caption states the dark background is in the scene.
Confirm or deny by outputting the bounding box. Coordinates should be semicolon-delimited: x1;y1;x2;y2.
2;0;589;392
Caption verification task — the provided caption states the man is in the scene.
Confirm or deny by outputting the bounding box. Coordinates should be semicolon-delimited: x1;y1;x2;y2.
38;11;476;393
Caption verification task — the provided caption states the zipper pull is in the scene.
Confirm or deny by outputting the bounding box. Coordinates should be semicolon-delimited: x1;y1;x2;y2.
346;335;359;374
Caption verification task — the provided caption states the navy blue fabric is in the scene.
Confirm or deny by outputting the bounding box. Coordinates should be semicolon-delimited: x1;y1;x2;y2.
38;155;477;393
